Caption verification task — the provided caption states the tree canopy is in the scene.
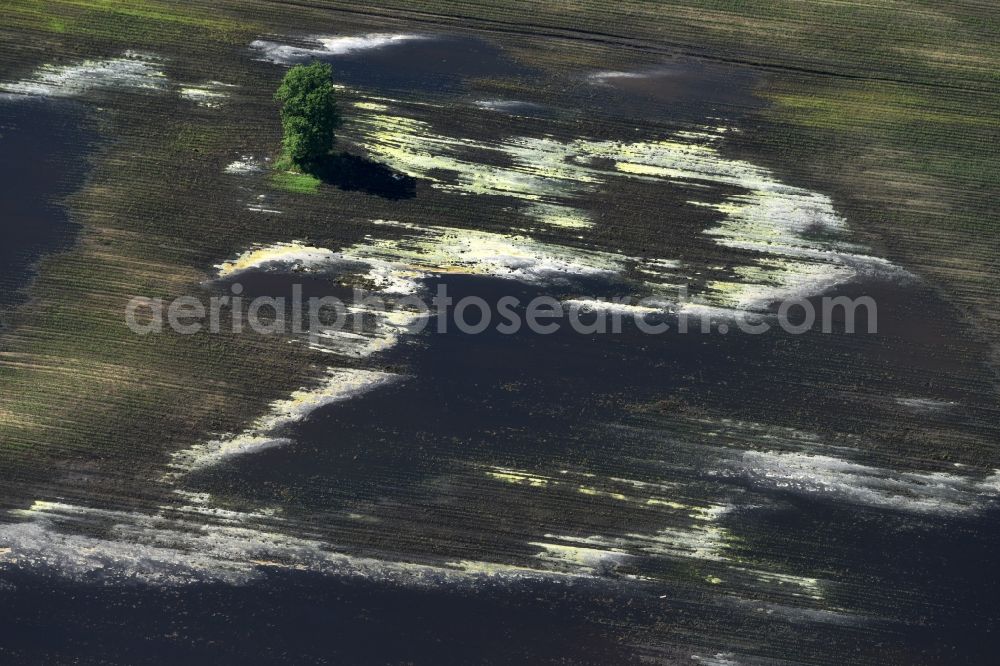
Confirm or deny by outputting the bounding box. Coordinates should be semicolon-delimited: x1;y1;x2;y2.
274;62;341;168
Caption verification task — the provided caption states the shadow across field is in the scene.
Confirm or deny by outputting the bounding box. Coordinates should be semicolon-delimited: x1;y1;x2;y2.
308;152;416;200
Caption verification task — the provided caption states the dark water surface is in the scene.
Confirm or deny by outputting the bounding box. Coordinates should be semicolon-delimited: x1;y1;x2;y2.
1;33;998;666
0;97;94;310
176;272;1000;663
257;32;760;124
261;34;535;94
2;269;997;664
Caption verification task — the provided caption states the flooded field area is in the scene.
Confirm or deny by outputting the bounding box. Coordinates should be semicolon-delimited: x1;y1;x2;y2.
0;98;94;309
0;4;998;664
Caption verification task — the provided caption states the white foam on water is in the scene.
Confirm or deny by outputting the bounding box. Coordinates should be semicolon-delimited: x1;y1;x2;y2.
250;34;426;64
210;240;425;366
573;524;732;564
563;298;668;317
716;450;1000;514
317;34;425;55
165;368;401;476
690;653;742;666
179;80;235;108
745;569;823;601
307;305;427;359
529;538;631;575
587;70;656;83
224;156;265;175
626;523;734;563
473;99;546;115
208;228;624;362
219;224;625;290
215;241;339;277
246;204;284;214
895;396;958;413
0;55;167;98
0;499;588;587
344;224;624;285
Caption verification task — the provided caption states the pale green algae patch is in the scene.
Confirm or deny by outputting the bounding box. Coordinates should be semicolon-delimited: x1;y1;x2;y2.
215;242;338;278
0;0;254;43
349;112;600;230
343;220;626;282
206;225;631;364
211;225;628;293
348;105;901;315
481;464;826;599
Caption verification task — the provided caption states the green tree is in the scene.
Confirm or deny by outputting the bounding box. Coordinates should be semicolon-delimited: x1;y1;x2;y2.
274;62;341;168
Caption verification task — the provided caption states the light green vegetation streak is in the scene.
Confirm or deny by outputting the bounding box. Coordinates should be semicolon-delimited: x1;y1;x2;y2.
0;0;255;46
271;170;321;194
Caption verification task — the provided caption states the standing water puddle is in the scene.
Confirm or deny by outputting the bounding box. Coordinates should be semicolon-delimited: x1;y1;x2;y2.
0;31;998;664
252;33;535;94
0;97;94;309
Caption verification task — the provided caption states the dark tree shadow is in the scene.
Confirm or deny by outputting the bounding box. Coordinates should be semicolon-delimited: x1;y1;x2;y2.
307;152;416;200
